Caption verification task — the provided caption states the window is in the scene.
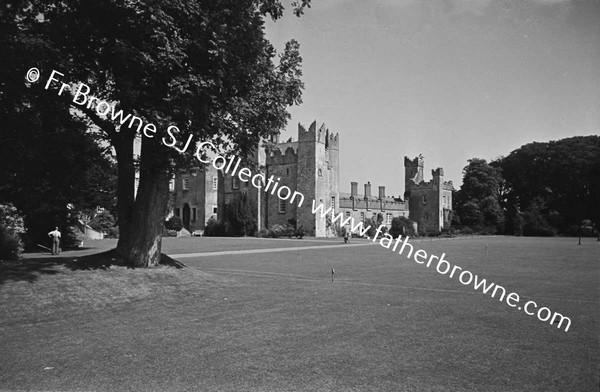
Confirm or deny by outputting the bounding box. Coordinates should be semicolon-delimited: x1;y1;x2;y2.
182;178;189;190
360;212;365;222
331;196;335;208
386;213;393;225
286;168;289;176
232;177;240;190
443;195;446;207
212;206;218;214
213;177;218;190
192;208;197;221
279;198;286;213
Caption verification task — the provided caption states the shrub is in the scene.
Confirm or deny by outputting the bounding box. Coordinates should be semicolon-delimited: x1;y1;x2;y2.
0;225;24;260
204;217;226;237
165;229;178;237
0;204;26;259
565;224;596;237
63;221;87;248
285;224;295;238
223;193;257;236
257;228;269;238
268;224;287;238
0;204;26;235
165;215;184;231
459;226;474;235
389;216;415;238
295;225;305;239
89;210;119;238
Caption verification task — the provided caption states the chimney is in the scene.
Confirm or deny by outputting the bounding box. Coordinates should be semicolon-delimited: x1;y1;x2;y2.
378;186;385;200
364;182;371;199
351;182;358;198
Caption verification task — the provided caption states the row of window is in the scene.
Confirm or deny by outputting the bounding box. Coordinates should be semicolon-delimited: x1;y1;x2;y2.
342;211;395;224
421;194;451;207
180;177;220;191
363;212;393;224
173;206;218;221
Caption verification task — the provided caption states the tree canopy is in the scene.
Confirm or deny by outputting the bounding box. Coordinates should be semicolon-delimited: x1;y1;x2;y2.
496;136;600;236
453;136;600;237
454;158;504;233
2;0;310;265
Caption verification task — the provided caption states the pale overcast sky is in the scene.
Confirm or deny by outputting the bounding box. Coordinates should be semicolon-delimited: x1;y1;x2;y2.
265;0;600;197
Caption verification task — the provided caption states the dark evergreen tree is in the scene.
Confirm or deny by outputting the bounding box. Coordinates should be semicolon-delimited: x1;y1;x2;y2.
223;193;257;236
454;158;504;233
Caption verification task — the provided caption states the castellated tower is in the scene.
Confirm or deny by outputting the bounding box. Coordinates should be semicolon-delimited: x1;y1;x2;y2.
404;155;424;198
295;121;339;237
404;155;454;233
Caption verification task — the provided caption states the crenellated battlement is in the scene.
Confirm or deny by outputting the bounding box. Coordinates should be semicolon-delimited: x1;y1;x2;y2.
297;120;339;149
404;154;424;168
267;145;298;165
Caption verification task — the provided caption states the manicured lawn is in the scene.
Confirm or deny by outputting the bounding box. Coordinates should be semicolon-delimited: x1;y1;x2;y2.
0;236;598;391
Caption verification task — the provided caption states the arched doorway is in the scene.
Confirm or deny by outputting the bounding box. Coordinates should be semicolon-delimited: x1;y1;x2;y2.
182;203;191;230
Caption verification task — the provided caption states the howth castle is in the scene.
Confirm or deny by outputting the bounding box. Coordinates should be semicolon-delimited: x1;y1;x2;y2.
171;120;454;237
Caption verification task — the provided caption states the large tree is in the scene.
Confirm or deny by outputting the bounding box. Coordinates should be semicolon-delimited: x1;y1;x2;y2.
3;0;309;266
496;136;600;236
454;158;505;233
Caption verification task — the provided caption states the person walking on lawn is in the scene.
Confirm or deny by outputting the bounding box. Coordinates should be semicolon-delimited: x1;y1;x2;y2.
48;227;61;255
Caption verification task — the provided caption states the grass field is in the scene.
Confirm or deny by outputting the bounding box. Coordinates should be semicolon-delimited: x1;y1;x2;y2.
0;236;598;391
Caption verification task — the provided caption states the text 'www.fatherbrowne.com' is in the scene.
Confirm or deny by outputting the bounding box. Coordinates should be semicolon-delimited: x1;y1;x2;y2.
311;201;572;332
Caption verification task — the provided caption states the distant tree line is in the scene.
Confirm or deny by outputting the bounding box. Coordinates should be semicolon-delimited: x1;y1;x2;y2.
453;136;600;237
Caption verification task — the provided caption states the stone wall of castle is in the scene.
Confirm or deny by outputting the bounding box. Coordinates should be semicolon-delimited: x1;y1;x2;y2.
404;156;454;233
265;145;299;228
172;126;452;237
172;165;219;232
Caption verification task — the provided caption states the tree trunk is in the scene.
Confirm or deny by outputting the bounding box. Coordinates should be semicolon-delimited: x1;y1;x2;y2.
117;137;171;267
114;132;136;256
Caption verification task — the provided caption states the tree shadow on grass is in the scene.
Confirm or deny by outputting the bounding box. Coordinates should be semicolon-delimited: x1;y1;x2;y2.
0;250;185;285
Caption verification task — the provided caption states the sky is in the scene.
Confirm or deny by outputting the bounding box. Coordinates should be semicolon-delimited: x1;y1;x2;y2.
264;0;600;198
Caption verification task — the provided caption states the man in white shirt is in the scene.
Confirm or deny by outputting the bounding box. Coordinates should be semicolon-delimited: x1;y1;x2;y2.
48;227;61;255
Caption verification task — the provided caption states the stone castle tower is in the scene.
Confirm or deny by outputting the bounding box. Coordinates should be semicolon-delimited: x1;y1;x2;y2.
216;120;339;237
404;155;454;233
263;121;339;236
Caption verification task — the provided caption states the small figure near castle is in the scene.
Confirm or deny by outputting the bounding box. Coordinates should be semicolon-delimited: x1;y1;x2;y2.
48;226;61;255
